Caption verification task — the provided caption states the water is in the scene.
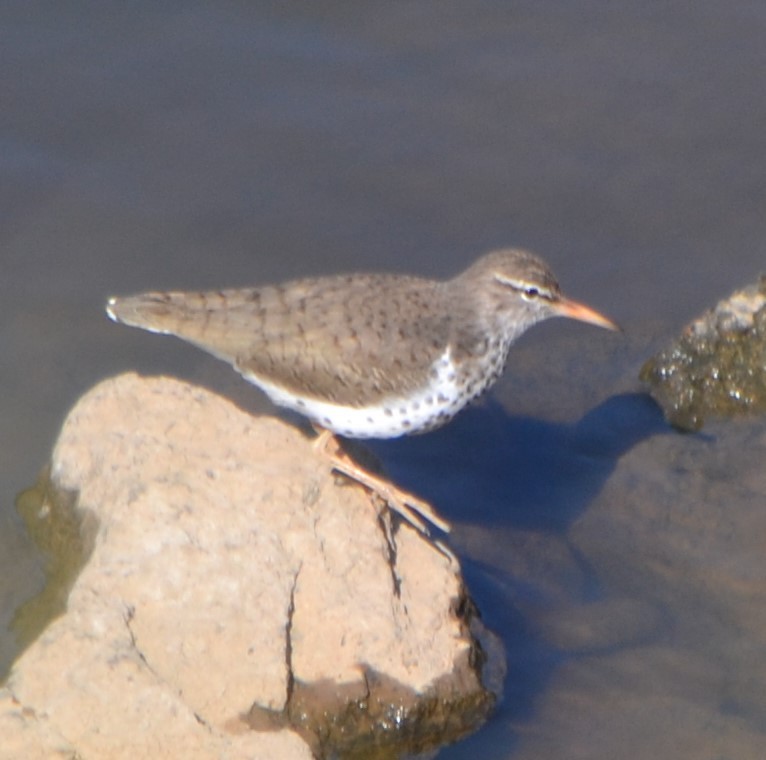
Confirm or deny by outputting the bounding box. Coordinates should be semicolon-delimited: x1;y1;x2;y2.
3;3;766;756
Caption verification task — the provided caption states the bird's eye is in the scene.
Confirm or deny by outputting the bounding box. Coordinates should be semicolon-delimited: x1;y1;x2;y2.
522;287;540;300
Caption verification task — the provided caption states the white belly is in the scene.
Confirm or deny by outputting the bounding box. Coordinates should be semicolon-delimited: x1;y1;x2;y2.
243;348;469;439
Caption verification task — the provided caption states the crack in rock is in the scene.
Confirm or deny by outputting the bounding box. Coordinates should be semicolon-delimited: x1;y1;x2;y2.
284;564;302;709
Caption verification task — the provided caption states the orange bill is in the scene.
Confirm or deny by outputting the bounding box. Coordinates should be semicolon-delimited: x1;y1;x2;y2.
554;297;621;331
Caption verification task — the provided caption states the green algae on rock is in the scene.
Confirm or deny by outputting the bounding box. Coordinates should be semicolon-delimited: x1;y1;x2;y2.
640;276;766;431
12;469;97;655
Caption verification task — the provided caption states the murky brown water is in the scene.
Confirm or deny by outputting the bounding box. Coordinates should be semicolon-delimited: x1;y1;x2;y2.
3;4;766;757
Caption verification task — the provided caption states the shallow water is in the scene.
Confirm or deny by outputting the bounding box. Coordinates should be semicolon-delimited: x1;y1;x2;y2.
3;3;766;756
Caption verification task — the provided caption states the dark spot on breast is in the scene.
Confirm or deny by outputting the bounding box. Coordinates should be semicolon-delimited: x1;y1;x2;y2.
384;407;393;416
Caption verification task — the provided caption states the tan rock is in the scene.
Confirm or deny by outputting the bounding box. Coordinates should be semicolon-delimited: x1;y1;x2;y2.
5;374;497;759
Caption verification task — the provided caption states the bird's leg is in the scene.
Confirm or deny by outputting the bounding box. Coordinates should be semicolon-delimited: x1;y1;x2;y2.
312;427;451;536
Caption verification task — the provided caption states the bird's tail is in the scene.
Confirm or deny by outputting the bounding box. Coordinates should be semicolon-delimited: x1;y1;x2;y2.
105;291;203;335
105;290;258;363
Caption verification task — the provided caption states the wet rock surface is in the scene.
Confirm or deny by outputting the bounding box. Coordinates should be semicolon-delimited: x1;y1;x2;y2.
640;275;766;430
450;406;766;759
2;374;499;759
545;417;766;759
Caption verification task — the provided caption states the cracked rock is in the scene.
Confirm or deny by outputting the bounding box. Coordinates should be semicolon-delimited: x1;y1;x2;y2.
4;374;499;759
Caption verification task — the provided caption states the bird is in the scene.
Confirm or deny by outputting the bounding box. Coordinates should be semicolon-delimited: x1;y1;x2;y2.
106;247;619;535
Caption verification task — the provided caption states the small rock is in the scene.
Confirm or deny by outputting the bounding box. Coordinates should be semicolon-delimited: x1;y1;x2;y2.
640;275;766;430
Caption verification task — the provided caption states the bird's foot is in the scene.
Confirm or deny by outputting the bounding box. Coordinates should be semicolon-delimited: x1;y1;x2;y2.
312;428;451;537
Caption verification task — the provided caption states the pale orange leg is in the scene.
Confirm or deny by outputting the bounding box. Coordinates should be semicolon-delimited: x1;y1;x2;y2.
312;427;451;536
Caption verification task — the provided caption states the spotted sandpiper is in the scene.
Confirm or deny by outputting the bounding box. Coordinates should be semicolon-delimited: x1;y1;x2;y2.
106;248;618;534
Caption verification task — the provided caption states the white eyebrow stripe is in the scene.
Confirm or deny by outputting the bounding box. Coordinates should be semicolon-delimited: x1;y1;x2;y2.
492;273;554;298
493;273;534;289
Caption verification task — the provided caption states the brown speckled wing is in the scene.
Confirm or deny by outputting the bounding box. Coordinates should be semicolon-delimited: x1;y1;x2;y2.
109;273;453;407
233;274;452;405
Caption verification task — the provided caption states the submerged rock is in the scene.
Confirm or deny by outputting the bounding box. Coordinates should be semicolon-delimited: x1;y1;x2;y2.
2;374;500;759
640;276;766;431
